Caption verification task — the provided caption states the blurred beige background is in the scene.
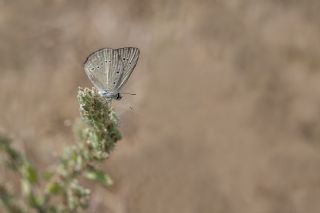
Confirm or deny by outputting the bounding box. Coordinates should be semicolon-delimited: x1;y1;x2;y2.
1;0;320;212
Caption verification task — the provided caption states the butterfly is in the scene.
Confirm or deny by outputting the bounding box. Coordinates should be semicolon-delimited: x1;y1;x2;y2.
84;47;140;101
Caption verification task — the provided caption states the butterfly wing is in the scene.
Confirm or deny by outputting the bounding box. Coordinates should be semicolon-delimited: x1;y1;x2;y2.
115;47;140;90
84;48;123;93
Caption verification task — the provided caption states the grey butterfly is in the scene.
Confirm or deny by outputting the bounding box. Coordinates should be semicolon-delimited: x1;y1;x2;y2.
84;47;140;101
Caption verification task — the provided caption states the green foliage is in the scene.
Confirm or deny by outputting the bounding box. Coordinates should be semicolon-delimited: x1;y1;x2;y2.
84;166;113;187
78;88;121;157
0;88;122;212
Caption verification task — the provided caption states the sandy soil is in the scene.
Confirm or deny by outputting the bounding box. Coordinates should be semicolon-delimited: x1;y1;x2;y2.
1;0;320;212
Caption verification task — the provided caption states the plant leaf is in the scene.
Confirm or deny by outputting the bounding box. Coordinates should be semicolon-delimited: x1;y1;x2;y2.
84;169;113;186
22;163;38;185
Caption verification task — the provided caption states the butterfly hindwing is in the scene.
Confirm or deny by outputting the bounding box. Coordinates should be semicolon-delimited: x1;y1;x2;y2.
84;48;123;93
84;48;107;91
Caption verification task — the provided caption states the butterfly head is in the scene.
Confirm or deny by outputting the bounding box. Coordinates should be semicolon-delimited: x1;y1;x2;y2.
115;93;122;100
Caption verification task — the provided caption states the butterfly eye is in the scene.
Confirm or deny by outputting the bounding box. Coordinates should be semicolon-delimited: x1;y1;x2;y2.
123;58;125;60
97;66;100;69
113;82;116;84
116;71;119;74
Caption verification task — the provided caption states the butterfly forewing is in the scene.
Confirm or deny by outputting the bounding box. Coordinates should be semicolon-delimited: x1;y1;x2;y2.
115;47;140;90
106;48;123;91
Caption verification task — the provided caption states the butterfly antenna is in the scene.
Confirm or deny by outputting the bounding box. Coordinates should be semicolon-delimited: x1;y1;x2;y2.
120;92;136;96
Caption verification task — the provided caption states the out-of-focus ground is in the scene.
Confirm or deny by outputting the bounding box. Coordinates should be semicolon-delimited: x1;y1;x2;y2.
1;0;320;212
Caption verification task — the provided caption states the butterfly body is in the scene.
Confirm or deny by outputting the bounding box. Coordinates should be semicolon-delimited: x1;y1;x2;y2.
84;47;140;101
98;90;122;100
